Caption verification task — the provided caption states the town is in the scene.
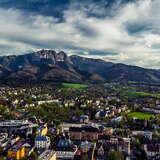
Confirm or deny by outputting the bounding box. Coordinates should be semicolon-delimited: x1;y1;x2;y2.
0;82;160;160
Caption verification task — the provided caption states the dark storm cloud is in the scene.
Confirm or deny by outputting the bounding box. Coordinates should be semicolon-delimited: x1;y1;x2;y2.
126;22;153;34
0;0;137;18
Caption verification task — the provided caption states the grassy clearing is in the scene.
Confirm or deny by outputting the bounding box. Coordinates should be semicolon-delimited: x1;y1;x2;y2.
123;91;150;98
128;112;153;120
122;90;160;99
61;83;87;90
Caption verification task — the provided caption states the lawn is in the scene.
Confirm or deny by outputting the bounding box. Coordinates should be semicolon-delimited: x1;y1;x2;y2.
122;90;160;99
61;83;88;90
124;91;151;98
128;112;153;120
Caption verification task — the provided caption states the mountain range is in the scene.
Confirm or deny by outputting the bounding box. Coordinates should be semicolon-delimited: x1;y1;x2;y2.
0;49;160;85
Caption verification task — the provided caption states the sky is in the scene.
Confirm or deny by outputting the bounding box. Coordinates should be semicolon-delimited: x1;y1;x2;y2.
0;0;160;68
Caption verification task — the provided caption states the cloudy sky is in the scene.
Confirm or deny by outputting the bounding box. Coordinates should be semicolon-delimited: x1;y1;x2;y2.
0;0;160;68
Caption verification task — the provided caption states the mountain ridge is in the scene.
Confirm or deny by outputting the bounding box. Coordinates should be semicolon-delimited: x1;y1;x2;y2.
0;49;160;85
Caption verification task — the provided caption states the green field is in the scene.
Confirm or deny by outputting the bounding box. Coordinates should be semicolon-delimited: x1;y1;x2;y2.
122;90;160;99
61;83;87;90
128;112;153;120
123;91;151;98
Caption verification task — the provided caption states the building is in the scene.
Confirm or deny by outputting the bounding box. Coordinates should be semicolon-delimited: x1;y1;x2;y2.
38;150;56;160
103;128;113;135
9;135;21;146
59;123;83;132
97;145;105;158
7;141;25;160
69;126;99;141
111;116;123;123
98;135;131;156
55;151;76;160
57;137;72;150
0;120;38;135
80;140;92;153
0;132;8;148
95;110;109;119
132;131;153;140
144;144;160;159
22;143;31;157
79;115;89;123
143;107;160;114
35;136;51;149
118;138;131;156
37;124;48;136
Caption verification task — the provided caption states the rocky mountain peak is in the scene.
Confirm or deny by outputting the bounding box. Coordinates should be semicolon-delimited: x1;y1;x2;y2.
33;49;68;62
0;49;160;85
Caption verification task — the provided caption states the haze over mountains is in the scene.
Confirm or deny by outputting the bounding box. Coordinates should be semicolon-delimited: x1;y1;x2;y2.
0;49;160;85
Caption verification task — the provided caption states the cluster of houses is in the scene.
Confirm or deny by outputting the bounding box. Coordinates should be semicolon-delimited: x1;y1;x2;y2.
0;85;160;159
0;116;159;160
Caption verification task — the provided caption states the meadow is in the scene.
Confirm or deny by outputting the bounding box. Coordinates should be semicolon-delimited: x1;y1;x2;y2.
128;111;153;120
61;83;88;90
122;90;160;99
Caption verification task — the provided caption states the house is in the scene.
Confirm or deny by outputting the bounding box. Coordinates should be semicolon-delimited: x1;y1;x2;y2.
79;115;89;123
69;126;100;141
98;135;131;156
9;135;20;146
7;141;25;160
55;135;77;159
142;107;160;114
144;144;160;159
118;138;131;156
109;110;115;117
35;136;51;149
22;143;31;157
80;104;87;108
97;145;105;158
71;116;79;122
71;115;89;123
132;131;153;140
0;120;38;134
74;149;82;160
103;128;113;135
111;116;123;123
98;135;110;144
59;123;83;132
57;136;72;150
98;135;118;152
38;150;56;160
54;140;77;160
0;132;8;148
37;124;48;136
80;140;92;153
55;150;76;160
95;110;109;119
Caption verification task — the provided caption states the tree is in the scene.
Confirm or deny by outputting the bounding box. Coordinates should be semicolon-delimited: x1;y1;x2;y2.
21;157;29;160
0;156;5;160
108;150;124;160
29;151;38;160
83;153;89;160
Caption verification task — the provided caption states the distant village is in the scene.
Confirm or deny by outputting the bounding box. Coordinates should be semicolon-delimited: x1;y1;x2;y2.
0;83;160;160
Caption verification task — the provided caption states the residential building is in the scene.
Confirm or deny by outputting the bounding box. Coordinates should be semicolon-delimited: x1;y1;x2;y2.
7;141;25;160
37;124;48;136
79;115;89;123
69;126;99;141
35;136;51;149
38;150;56;160
132;131;153;140
144;144;160;159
